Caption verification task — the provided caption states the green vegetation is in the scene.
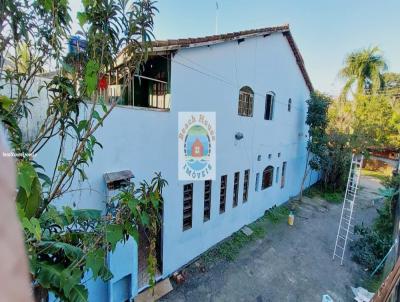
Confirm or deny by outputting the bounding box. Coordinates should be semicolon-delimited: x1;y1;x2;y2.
339;46;387;99
361;169;390;183
363;274;387;293
1;0;159;300
300;92;330;200
307;46;400;202
304;184;344;203
202;205;289;263
266;205;291;223
350;175;398;274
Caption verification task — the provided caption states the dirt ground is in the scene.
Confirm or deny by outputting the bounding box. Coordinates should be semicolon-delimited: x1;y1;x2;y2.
160;176;383;302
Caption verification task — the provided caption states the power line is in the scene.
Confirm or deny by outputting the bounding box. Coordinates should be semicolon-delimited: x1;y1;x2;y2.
157;53;308;113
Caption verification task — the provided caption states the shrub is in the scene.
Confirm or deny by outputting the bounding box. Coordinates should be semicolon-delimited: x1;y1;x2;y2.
350;199;394;272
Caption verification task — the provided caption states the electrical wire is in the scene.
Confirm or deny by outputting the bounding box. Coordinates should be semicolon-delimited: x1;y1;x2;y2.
157;53;308;113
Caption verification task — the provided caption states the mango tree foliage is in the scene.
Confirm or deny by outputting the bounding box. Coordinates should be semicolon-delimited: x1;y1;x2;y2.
0;0;164;301
299;91;330;200
353;94;399;149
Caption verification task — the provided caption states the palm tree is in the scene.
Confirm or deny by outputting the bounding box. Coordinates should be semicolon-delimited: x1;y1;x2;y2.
339;46;387;100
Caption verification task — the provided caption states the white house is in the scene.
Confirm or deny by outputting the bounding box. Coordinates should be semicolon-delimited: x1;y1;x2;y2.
40;24;319;301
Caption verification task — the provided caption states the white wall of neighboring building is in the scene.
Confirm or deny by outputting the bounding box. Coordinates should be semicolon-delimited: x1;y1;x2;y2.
1;76;51;141
37;31;318;301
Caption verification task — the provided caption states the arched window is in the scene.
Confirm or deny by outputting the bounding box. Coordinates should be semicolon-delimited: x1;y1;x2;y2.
262;166;274;190
288;98;292;112
238;86;254;117
264;92;275;120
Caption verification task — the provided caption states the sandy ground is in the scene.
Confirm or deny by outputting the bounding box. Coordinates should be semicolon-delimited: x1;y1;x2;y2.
160;176;383;302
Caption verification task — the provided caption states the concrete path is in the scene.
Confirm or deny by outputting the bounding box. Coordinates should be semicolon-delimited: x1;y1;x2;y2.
160;176;383;302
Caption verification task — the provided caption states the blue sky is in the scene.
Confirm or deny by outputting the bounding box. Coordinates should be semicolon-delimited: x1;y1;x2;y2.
71;0;400;95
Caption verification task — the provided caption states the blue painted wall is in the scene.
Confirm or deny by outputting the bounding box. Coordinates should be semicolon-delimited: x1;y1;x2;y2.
41;32;318;301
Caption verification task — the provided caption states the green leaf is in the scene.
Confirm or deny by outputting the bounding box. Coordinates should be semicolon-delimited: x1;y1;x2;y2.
40;0;53;12
63;206;74;224
84;60;99;95
82;0;91;8
17;178;42;219
72;209;102;220
125;224;139;242
37;172;51;187
140;212;150;226
61;269;82;297
61;61;74;74
150;193;159;209
106;224;124;250
0;95;14;111
92;110;101;122
34;261;64;290
78;120;88;132
17;161;37;197
38;241;84;261
16;203;26;220
86;249;106;280
98;96;107;113
68;284;88;302
22;217;41;241
34;261;88;302
77;12;88;27
127;198;139;212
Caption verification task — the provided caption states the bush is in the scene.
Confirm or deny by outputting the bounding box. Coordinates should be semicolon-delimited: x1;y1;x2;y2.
350;199;394;272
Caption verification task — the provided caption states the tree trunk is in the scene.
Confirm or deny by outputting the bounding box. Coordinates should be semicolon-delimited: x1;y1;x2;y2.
299;150;310;202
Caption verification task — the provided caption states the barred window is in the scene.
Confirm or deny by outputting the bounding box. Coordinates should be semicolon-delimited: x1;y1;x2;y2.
243;169;250;202
238;86;254;117
233;172;240;207
204;180;212;222
183;184;193;231
262;166;274;190
220;175;227;214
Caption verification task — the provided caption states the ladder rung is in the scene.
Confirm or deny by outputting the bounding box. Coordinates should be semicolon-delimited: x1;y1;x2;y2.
336;244;345;250
333;253;343;259
342;217;352;224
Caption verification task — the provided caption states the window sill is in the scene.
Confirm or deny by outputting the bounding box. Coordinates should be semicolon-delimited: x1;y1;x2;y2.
115;104;170;112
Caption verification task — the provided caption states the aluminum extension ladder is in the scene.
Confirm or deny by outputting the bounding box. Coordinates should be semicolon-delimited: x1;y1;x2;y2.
333;153;364;265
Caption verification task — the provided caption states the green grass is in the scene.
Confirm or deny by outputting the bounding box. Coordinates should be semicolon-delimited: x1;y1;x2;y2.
362;273;385;293
303;185;322;198
265;205;290;223
304;184;345;203
320;191;344;203
202;204;289;264
362;169;390;183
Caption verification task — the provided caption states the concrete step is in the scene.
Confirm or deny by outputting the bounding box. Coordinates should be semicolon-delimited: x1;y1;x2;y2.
135;278;173;302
